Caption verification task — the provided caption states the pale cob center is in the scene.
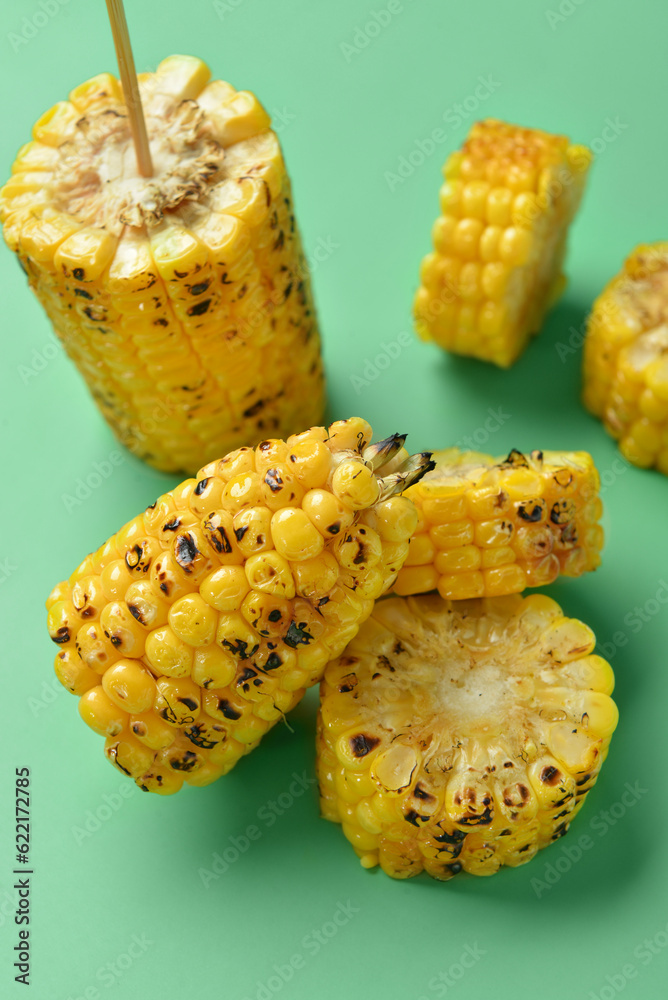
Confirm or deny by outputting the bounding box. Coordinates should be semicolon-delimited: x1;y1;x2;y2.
51;93;224;232
337;595;611;777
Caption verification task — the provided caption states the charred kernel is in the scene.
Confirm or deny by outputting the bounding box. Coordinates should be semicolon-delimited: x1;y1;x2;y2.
517;500;545;522
350;734;380;757
217;699;241;721
550;500;576;525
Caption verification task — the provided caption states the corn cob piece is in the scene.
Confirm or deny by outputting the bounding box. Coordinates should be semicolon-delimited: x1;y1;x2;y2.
1;56;324;473
414;119;591;367
46;418;432;794
394;447;602;600
583;243;668;472
317;593;617;880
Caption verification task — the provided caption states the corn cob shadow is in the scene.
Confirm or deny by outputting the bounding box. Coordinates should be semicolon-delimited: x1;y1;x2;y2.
433;299;590;434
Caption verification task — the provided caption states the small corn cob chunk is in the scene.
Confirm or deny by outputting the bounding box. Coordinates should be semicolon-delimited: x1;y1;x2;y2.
317;592;617;880
414;119;592;367
46;418;433;793
583;243;668;472
394;447;603;600
1;56;324;473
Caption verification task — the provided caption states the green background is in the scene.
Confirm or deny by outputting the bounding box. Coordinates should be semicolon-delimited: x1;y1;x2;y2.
1;0;667;997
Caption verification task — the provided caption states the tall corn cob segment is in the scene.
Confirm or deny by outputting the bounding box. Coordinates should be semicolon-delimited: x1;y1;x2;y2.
394;448;603;600
583;243;668;472
46;418;432;794
1;56;323;473
414;119;591;367
317;593;617;880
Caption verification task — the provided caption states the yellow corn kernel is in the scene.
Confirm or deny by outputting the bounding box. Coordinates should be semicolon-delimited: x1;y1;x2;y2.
415;120;591;366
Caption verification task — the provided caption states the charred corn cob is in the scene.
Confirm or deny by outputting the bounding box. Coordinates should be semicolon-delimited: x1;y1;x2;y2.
46;418;432;794
1;55;323;473
415;119;591;367
317;593;617;880
394;447;602;600
583;243;668;472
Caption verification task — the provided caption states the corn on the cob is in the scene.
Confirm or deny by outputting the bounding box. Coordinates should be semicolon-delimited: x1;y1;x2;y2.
1;55;324;473
317;593;617;880
394;447;602;600
414;119;591;367
46;418;432;794
583;243;668;472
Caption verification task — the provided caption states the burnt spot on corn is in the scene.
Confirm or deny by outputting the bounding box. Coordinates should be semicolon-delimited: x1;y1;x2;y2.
194;478;209;496
550;500;576;525
74;287;93;299
493;490;509;509
553;469;574;488
125;541;151;573
244;399;264;418
338;674;358;694
531;450;544;464
159;582;169;596
445;862;463;876
189;280;211;296
108;634;122;647
518;500;545;522
175;533;199;571
501;448;529;468
267;609;282;622
52;627;71;644
264;468;283;492
561;522;578;545
178;697;199;712
131;721;148;737
317;596;330;607
458;805;493;826
265;653;282;671
393;641;405;656
185;724;221;749
127;603;148;626
162;517;181;532
169;751;200;772
187;298;211;317
221;637;258;660
552;822;569;840
326;522;341;534
349;733;380;757
434;828;466;845
284;621;314;647
413;783;435;803
217;699;241;720
73;267;85;280
106;743;131;776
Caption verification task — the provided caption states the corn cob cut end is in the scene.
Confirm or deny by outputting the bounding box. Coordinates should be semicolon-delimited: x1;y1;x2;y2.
2;56;324;474
317;593;617;880
583;242;668;473
415;119;592;367
47;418;432;792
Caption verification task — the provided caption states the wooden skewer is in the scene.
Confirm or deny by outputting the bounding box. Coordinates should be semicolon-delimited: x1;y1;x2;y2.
105;0;153;177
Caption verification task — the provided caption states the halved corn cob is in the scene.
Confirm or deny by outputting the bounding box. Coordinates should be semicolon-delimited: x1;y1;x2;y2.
394;447;602;600
46;418;432;794
583;243;668;472
1;55;323;473
317;593;617;880
415;119;591;367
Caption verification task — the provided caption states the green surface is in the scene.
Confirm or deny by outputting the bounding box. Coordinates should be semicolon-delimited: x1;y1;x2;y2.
1;0;667;997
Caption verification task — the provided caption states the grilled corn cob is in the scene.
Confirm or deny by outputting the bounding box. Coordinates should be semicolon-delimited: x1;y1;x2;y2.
46;418;432;794
394;447;602;600
583;243;668;472
317;593;617;880
414;119;591;367
1;55;323;473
